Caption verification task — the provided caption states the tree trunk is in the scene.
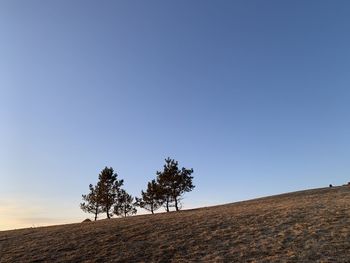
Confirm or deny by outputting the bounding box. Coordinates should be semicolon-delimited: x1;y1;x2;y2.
94;206;98;221
106;205;110;219
175;197;179;211
166;199;169;212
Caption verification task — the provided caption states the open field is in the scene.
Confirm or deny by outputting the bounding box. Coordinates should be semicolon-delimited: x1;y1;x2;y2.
1;186;349;262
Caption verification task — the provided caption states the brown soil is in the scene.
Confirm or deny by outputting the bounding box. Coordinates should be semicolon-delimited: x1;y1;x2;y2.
1;186;349;262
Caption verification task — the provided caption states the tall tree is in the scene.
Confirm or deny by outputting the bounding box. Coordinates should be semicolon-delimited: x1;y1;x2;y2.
97;167;124;219
135;179;163;214
156;166;173;212
157;158;195;211
114;189;137;217
80;183;102;221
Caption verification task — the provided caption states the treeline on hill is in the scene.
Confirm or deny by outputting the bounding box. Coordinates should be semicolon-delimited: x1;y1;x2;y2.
80;158;195;220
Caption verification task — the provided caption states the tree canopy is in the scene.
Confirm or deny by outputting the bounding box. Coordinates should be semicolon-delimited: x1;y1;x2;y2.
156;158;194;211
97;167;124;219
80;167;125;219
81;159;195;220
136;158;195;213
114;189;137;217
80;183;102;221
135;179;163;214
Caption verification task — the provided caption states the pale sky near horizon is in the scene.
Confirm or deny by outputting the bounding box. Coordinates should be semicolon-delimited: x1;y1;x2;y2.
1;1;350;230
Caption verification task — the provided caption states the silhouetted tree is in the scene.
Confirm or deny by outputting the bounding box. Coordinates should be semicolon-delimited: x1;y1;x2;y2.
114;189;137;217
97;167;124;219
80;183;102;221
135;179;163;214
157;158;195;211
157;165;173;212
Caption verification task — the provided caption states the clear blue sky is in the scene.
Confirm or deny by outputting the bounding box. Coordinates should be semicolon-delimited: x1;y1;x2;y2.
1;1;350;230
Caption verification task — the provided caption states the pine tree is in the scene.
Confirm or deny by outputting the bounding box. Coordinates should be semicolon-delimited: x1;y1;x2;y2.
80;183;102;221
97;167;123;219
157;158;194;211
156;159;174;212
114;189;137;217
135;179;163;214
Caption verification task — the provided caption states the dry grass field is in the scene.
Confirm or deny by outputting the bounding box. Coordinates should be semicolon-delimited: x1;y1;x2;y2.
1;186;349;262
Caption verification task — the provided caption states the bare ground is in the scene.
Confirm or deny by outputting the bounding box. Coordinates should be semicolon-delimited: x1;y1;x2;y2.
1;186;350;262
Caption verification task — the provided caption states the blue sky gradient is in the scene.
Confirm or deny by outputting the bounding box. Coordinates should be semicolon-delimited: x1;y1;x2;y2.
1;0;350;230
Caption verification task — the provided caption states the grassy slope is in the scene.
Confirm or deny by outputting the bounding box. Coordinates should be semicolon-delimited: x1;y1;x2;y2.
1;186;349;262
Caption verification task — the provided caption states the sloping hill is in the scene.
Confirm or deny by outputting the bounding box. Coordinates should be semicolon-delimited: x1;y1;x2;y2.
1;186;349;262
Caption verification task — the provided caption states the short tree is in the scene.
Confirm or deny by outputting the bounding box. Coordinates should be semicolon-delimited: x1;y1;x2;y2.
157;158;195;211
114;189;137;217
97;167;124;219
80;183;102;221
135;179;163;214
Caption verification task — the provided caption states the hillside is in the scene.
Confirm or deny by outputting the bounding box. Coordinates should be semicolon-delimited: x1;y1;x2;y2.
1;186;349;262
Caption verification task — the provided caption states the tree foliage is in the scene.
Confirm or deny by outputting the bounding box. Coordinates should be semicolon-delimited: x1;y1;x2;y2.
80;183;102;221
135;179;163;214
156;158;195;212
81;159;195;219
96;167;124;219
114;189;137;217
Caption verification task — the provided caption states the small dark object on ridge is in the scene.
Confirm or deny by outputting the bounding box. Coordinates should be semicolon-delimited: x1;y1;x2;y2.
329;184;333;187
82;218;92;223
